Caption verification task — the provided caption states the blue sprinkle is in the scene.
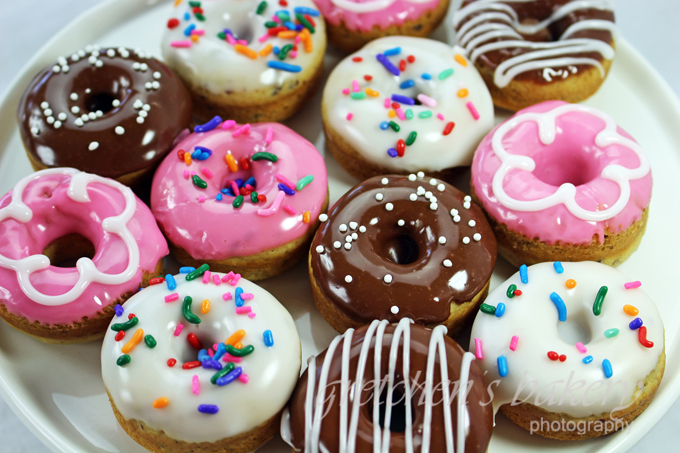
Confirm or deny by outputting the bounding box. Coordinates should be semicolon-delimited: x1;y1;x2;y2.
138;287;143;292
195;146;212;156
199;152;210;161
263;330;274;347
165;274;177;291
183;12;190;20
223;28;232;36
295;24;304;31
293;6;320;16
284;21;297;30
184;23;196;37
198;404;219;414
383;47;401;56
114;305;124;317
191;149;202;159
421;73;432;80
267;61;301;72
278;183;295;195
549;292;567;322
582;355;593;364
399;79;415;89
376;54;400;76
235;178;244;188
216;367;243;386
553;261;564;274
216;193;223;201
194;116;222;133
497;356;508;377
519;264;528;284
387;148;398;158
220;188;232;195
273;46;280;55
235;287;244;307
380;121;389;130
244;176;256;188
629;317;643;330
602;359;613;379
179;267;196;274
391;94;415;105
202;359;223;370
495;303;506;318
198;349;210;362
213;343;226;362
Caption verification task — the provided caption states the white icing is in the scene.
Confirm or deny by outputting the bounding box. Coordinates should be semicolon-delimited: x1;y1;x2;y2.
101;273;301;443
0;168;140;306
453;0;617;87
469;262;664;418
330;0;433;13
323;37;494;172
490;103;650;221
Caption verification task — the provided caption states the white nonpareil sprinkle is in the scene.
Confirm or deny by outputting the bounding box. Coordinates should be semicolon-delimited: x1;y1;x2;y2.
333;241;341;249
53;121;62;129
438;236;447;245
463;202;471;209
397;219;405;226
385;203;394;211
450;209;459;216
409;193;417;201
453;215;461;223
417;171;424;177
429;178;437;186
62;65;70;73
351;233;358;240
473;233;482;241
43;108;53;116
88;141;99;151
140;63;148;72
469;220;476;227
139;110;148;118
425;191;432;199
434;297;439;302
391;306;399;314
408;174;416;181
88;112;97;120
359;226;366;233
46;116;54;124
133;99;144;109
437;184;445;192
381;177;389;185
132;62;141;70
443;259;453;267
40;102;49;109
315;245;324;253
151;81;160;90
319;214;328;222
145;82;152;90
349;222;358;230
464;195;472;202
143;104;151;111
107;49;116;57
344;243;352;250
96;110;103;117
384;274;393;284
430;196;437;203
375;193;384;201
112;99;121;107
70;93;78;101
345;275;353;283
370;218;378;225
137;117;144;124
71;54;80;61
74;118;84;127
52;65;61;73
115;126;125;135
430;203;438;211
417;186;425;196
462;237;471;244
57;113;67;121
339;224;348;232
30;127;39;135
153;71;161;79
345;236;352;243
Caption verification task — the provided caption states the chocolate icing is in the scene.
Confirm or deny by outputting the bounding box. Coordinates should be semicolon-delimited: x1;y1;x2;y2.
17;47;192;179
285;322;494;452
309;175;496;325
456;0;615;83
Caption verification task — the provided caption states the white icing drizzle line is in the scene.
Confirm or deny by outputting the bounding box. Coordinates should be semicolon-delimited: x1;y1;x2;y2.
330;0;433;14
301;318;475;452
0;168;141;306
490;103;650;221
453;0;617;87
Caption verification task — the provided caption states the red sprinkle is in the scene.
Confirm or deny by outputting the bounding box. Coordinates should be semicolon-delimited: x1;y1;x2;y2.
239;157;250;170
399;59;406;71
396;139;406;157
391;102;401;109
182;361;201;370
167;358;177;367
364;75;373;81
177;149;185;160
547;351;559;361
257;194;267;203
187;333;203;350
352;56;363;62
192;7;203;14
514;289;522;296
279;0;288;5
559;354;567;362
239;187;251;196
114;331;125;342
305;14;316;27
268;26;287;36
128;313;136;320
443;121;455;136
407;55;415;63
149;277;165;285
638;326;654;348
167;18;180;29
293;45;298;51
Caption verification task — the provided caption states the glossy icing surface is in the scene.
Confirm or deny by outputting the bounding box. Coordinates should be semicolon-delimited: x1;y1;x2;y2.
0;168;168;324
470;261;664;418
313;0;441;32
102;272;301;443
161;0;326;94
282;319;493;452
453;0;616;86
310;174;496;325
17;46;192;178
151;122;328;259
323;37;494;173
471;101;652;245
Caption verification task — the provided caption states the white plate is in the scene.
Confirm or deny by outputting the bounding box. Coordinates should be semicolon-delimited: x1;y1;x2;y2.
1;0;680;452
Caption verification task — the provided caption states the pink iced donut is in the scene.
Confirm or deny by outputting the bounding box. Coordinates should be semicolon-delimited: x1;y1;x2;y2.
151;120;329;280
471;101;652;267
0;168;168;344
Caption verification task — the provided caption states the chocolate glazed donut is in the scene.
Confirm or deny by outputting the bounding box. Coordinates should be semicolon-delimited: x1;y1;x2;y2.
309;174;496;334
281;319;493;452
17;46;192;186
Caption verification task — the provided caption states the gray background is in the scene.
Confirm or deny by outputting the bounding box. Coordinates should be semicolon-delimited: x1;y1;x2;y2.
0;0;678;451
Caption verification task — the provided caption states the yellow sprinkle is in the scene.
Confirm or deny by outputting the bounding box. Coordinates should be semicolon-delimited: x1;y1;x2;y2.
153;397;169;409
454;54;468;67
234;342;243;349
190;34;199;43
174;0;182;6
234;44;258;60
225;329;246;345
278;31;298;39
623;304;639;316
259;44;273;57
365;88;380;97
184;152;192;166
201;299;211;314
566;279;577;289
225;153;238;172
122;329;144;354
457;88;469;98
388;110;396;118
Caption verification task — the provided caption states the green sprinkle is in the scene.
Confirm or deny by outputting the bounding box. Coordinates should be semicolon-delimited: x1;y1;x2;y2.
279;43;294;60
192;175;207;189
506;284;517;298
276;11;291;22
251;152;278;162
117;354;131;367
256;1;268;15
405;109;413;120
225;344;255;357
189;1;201;7
388;121;400;132
419;111;432;119
182;296;202;324
480;303;496;315
295;13;315;33
217;31;226;40
405;131;417;146
195;13;205;21
251;192;259;203
264;21;277;28
350;92;367;100
592;286;608;316
211;362;235;384
111;317;138;332
144;335;157;349
233;195;244;208
296;175;314;191
186;264;209;281
604;328;619;338
438;68;454;80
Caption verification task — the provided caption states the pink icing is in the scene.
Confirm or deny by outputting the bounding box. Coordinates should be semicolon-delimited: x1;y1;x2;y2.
0;173;168;324
151;123;328;259
313;0;441;32
471;101;653;245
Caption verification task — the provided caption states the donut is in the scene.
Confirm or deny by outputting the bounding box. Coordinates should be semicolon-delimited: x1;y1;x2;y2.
471;101;651;267
101;269;301;452
323;37;494;181
152;120;329;280
161;0;326;123
453;0;616;111
17;45;193;187
313;0;451;53
281;318;493;451
470;261;665;440
309;173;496;334
0;168;168;344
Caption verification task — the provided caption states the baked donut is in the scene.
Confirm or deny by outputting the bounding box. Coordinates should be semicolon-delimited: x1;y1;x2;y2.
309;173;496;334
453;0;616;111
0;168;167;344
152;120;329;280
470;261;665;440
281;318;493;451
323;37;494;181
102;269;301;452
17;45;192;187
161;0;326;123
471;101;651;267
313;0;450;53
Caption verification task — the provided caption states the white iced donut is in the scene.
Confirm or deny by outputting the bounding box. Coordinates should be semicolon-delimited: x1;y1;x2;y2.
470;261;665;440
101;268;301;451
322;36;494;180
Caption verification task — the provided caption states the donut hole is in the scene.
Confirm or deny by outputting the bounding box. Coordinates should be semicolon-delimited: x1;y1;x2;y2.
231;24;254;44
85;92;117;114
178;331;223;363
556;306;593;346
531;146;600;187
220;168;257;195
382;235;420;265
368;382;414;433
43;233;96;268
